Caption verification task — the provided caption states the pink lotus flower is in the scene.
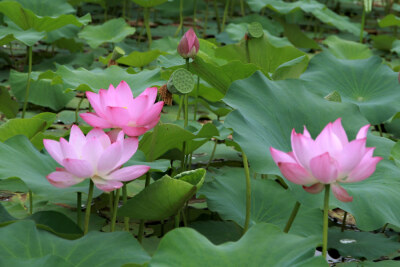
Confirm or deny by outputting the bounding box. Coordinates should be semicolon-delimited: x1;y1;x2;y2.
177;28;199;59
270;118;382;202
44;125;150;192
80;81;164;137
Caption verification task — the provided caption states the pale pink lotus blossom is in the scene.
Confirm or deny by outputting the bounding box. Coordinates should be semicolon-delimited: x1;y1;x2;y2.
44;125;150;192
80;81;164;137
177;28;199;59
270;118;382;202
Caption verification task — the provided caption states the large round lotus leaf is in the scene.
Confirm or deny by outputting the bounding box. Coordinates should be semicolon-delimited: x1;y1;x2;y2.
9;70;75;111
223;71;400;231
322;35;372;60
300;52;400;124
328;227;400;260
118;174;202;220
150;223;327;267
0;1;90;32
0;220;150;266
0;203;82;240
13;0;75;16
199;167;322;237
57;65;163;94
0;135;93;200
78;18;135;48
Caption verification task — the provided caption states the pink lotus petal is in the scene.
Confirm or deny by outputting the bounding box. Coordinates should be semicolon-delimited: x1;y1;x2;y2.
105;84;118;106
80;113;114;129
115;81;133;107
104;106;131;126
69;125;86;149
81;137;104;170
136;101;164;126
291;130;316;169
47;169;84;188
303;183;324;194
97;142;123;173
86;91;105;117
315;122;343;155
337;138;366;176
310;152;339;184
186;28;197;52
138;87;158;105
92;178;123;192
356;124;370;139
331;118;348;145
60;138;78;158
122;126;148;137
277;162;316;185
108;165;150;181
127;95;149;121
62;158;94;178
345;148;383;183
118;137;139;166
87;128;111;148
43;139;63;165
331;183;353;202
303;126;311;138
269;147;297;164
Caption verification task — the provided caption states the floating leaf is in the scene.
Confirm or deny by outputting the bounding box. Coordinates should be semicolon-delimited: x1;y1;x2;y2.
0;220;150;266
322;36;372;60
78;18;135;48
150;223;327;266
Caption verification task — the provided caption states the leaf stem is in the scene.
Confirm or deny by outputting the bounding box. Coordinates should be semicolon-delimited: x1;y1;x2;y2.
341;211;347;232
75;96;84;124
77;192;82;229
174;0;184;37
193;76;200;121
122;184;129;231
84;180;94;235
137;172;151;243
206;139;217;169
240;0;245;16
22;46;32;118
221;0;230;32
110;188;121;232
322;184;330;258
28;189;33;214
242;152;251;235
283;201;301;233
213;0;221;33
144;7;152;47
359;8;366;43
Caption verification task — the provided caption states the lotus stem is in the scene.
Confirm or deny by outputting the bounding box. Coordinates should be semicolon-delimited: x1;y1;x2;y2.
242;152;251;235
181;208;188;227
381;223;389;233
28;189;33;214
359;8;366;43
213;0;221;33
75;96;84;124
193;76;200;121
77;192;82;229
221;0;230;32
203;0;209;38
138;172;151;243
122;184;129;231
284;201;301;233
377;124;383;137
22;46;32;119
193;0;198;33
110;188;121;232
206;139;217;169
341;211;347;232
240;0;245;16
84;180;94;235
175;209;181;228
176;96;183;120
144;7;152;47
174;0;184;37
109;191;114;230
122;0;127;18
322;184;330;258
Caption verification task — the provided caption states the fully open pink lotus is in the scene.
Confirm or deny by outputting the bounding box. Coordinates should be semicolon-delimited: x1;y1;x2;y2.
270;118;382;202
44;125;150;192
177;28;199;59
80;81;164;137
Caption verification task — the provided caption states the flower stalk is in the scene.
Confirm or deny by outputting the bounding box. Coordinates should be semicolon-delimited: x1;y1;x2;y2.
283;201;301;233
242;152;251;235
22;46;32;118
110;188;121;232
322;184;330;258
84;180;94;235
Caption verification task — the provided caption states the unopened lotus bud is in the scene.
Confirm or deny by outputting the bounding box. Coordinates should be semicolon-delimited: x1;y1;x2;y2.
177;28;200;59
